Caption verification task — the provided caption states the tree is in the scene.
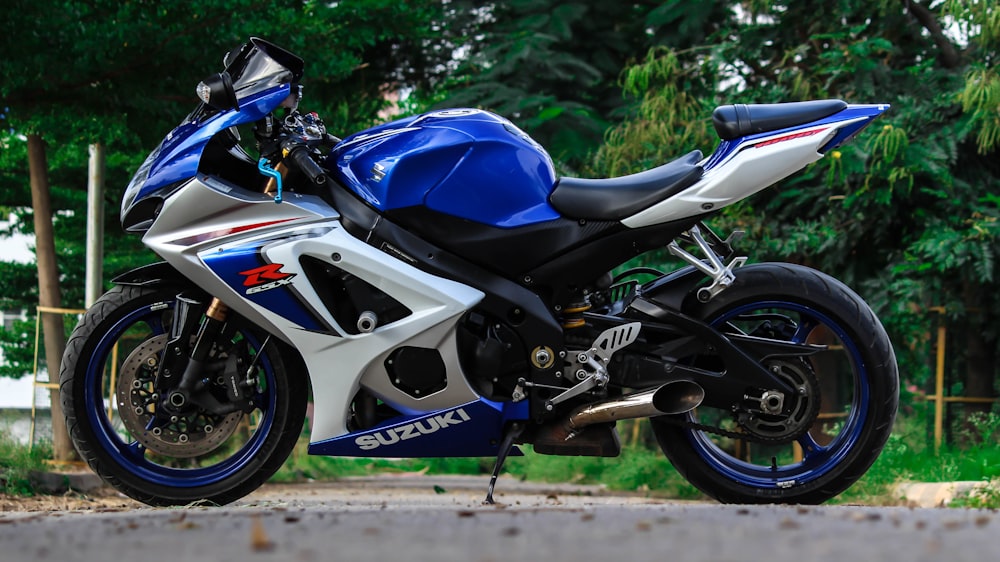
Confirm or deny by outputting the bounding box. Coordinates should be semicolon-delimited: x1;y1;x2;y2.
0;0;454;456
435;1;732;170
27;134;74;459
0;0;456;316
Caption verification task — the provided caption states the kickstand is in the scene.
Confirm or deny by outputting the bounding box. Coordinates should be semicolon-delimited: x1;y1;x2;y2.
484;421;525;505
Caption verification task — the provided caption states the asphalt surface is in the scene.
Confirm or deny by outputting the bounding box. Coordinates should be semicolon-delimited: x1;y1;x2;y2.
0;476;995;562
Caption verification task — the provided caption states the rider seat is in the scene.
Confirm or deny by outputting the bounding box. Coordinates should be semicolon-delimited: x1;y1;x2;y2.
549;150;704;221
711;99;847;140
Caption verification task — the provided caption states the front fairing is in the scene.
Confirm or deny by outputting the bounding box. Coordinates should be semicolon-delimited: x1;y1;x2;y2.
122;38;305;230
121;84;293;227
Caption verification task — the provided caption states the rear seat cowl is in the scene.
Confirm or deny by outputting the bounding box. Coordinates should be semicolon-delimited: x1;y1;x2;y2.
712;100;847;140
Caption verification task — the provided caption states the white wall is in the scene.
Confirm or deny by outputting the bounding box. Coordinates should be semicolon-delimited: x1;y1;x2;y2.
1;213;38;409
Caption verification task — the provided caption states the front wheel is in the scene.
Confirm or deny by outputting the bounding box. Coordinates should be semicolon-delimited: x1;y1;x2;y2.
651;263;898;504
60;285;307;506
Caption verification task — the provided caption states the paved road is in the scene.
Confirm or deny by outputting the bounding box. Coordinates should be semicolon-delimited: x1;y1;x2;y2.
0;476;994;562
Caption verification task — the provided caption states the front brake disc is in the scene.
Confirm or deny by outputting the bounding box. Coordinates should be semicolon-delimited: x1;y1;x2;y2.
116;334;243;458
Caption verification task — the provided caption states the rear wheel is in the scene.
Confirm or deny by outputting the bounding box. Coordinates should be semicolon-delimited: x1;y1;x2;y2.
60;285;307;506
651;263;898;504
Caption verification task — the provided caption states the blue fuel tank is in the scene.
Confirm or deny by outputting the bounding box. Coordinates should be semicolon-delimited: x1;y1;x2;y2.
325;109;559;228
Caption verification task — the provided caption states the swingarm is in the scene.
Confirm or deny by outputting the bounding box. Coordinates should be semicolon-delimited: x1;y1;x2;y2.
588;306;824;414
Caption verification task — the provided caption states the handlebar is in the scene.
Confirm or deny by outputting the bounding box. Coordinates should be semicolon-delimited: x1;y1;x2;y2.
256;110;333;190
286;145;327;186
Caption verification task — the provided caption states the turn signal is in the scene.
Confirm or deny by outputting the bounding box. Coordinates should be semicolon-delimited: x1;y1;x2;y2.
196;72;239;111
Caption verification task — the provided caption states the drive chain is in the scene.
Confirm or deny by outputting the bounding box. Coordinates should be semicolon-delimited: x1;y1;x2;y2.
657;415;787;444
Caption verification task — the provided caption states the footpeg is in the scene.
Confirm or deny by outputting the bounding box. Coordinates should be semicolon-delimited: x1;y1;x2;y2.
544;322;642;409
668;224;746;302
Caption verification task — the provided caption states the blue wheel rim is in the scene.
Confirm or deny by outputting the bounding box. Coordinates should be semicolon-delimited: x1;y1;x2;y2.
83;300;277;488
687;300;870;487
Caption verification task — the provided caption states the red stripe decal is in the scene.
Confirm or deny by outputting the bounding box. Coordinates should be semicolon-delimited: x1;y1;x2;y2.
753;127;829;148
171;217;304;246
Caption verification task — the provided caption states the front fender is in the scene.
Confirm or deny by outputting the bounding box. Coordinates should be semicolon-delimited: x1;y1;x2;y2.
111;262;199;292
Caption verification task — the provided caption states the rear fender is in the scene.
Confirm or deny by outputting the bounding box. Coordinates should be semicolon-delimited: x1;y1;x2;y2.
637;265;705;310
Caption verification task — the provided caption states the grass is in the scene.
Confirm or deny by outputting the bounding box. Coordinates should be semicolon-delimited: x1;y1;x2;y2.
0;431;51;496
271;436;704;499
506;445;704;499
275;409;1000;506
832;408;1000;505
5;407;1000;506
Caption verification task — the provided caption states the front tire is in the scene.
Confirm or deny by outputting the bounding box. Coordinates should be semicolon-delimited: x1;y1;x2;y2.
60;285;307;506
651;263;898;504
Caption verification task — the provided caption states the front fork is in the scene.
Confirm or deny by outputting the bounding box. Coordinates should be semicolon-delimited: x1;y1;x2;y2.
155;296;256;417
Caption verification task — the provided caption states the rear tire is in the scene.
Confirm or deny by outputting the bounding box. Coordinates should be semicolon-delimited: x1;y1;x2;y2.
650;263;898;504
60;285;307;506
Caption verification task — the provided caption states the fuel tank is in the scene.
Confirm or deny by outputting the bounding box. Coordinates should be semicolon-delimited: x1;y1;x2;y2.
324;109;560;228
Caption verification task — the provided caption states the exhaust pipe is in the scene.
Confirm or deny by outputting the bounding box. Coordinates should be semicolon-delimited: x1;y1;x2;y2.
565;380;705;434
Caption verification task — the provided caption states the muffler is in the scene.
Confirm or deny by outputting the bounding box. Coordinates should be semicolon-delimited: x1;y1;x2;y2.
565;379;705;435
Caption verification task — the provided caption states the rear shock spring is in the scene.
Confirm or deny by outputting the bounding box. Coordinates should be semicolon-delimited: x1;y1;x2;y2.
561;299;591;329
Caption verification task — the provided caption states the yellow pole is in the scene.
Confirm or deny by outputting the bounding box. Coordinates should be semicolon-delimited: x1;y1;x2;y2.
29;306;88;452
29;307;42;450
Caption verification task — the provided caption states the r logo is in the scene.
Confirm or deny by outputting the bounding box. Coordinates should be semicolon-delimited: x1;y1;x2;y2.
239;263;294;288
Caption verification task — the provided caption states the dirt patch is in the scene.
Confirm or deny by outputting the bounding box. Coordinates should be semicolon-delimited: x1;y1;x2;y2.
0;490;140;513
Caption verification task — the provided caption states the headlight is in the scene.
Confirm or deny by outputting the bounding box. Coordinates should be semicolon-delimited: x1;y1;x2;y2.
120;147;159;218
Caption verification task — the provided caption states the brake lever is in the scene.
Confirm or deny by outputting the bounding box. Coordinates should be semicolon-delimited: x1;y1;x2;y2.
257;158;284;204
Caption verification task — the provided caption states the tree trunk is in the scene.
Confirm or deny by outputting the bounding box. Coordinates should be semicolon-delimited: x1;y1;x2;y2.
900;0;962;69
961;279;994;445
27;134;76;462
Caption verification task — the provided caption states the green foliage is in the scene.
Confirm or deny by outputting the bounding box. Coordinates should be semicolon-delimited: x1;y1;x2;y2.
507;446;702;498
0;0;453;142
833;407;1000;505
436;1;729;169
955;486;1000;509
591;47;717;177
590;0;1000;413
946;0;1000;156
957;68;1000;153
0;429;51;496
0;319;35;379
0;1;455;377
273;435;702;499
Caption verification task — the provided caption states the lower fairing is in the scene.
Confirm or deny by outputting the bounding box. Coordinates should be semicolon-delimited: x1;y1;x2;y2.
309;399;528;457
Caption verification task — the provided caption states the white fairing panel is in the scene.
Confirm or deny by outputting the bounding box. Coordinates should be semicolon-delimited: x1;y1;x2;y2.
142;177;486;443
621;124;843;228
252;228;485;441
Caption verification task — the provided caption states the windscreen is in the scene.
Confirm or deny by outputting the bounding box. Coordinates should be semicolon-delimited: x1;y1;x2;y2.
223;37;304;101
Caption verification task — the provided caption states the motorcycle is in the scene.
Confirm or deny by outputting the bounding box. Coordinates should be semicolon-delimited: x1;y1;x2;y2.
60;38;898;506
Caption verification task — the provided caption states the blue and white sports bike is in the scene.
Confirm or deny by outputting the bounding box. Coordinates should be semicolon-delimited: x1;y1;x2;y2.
61;38;898;506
